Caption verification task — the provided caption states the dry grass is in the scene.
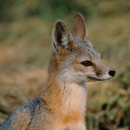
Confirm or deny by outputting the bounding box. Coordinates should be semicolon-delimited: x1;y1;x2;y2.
0;69;47;124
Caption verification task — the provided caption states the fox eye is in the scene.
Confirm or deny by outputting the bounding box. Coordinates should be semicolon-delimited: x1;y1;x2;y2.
81;61;93;66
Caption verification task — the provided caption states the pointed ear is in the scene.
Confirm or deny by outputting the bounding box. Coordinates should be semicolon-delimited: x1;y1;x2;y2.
71;13;88;40
52;20;74;52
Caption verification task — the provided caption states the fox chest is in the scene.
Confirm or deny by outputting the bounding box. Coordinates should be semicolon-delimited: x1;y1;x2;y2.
60;83;87;123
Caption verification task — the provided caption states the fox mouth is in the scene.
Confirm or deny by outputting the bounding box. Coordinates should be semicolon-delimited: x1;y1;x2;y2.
88;76;112;81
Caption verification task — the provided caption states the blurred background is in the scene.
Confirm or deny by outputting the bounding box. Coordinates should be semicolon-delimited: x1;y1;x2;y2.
0;0;130;130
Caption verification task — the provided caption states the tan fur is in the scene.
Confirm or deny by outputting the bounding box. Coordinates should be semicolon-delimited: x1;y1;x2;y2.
42;54;86;128
0;13;115;130
11;109;30;130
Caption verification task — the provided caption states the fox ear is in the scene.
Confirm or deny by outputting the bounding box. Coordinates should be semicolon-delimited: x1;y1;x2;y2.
52;20;74;52
71;13;88;40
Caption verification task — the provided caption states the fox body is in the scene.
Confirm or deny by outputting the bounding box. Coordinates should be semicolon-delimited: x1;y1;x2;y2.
0;14;115;130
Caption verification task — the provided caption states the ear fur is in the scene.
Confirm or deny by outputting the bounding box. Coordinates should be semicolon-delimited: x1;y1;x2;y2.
52;20;74;52
71;13;88;40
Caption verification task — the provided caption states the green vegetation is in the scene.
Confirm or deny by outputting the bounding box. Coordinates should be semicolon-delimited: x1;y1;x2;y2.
0;0;130;129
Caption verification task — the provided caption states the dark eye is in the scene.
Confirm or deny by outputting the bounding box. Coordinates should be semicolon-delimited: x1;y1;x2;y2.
81;61;93;66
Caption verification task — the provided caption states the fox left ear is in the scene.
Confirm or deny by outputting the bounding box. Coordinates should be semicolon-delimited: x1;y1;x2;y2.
71;13;88;40
52;20;74;52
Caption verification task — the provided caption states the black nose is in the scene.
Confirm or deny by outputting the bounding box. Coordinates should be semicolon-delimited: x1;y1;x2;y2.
109;70;116;77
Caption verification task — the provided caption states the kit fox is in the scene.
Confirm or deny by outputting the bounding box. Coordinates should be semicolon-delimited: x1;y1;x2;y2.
0;13;115;130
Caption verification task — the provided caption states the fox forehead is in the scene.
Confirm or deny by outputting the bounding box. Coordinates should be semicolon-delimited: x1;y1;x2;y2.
72;38;100;62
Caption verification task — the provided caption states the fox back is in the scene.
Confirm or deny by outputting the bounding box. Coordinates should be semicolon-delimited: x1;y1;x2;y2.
0;13;115;130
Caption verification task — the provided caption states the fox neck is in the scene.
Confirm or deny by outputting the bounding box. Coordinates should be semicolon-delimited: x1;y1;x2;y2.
42;55;87;117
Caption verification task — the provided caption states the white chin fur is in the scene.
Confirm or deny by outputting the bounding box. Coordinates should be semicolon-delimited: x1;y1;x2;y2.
86;73;113;81
95;73;113;81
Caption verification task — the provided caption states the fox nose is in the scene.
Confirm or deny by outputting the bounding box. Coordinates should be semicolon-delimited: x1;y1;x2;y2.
109;70;116;77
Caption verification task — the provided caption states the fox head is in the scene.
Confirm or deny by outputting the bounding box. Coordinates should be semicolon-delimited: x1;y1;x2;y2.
50;13;116;84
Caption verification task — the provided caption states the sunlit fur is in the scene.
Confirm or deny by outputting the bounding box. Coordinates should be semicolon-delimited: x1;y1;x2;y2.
0;13;115;130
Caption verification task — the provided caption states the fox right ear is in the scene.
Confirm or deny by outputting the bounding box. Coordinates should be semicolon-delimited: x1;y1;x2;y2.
71;13;88;40
52;20;74;52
